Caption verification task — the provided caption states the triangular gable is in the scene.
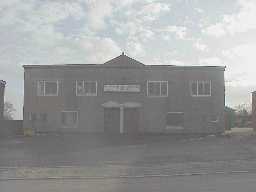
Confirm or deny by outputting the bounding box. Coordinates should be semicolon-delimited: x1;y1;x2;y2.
104;53;145;68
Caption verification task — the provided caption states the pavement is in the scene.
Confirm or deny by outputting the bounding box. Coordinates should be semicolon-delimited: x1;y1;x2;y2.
1;172;256;192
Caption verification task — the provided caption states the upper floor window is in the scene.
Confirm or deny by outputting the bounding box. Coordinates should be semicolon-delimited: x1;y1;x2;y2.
190;80;211;96
37;80;58;96
76;80;97;96
147;81;168;97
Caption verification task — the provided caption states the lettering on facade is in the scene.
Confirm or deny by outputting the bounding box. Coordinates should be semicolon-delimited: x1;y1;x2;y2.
104;85;140;92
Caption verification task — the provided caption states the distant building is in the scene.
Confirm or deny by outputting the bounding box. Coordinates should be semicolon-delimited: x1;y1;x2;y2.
0;80;6;120
23;53;225;134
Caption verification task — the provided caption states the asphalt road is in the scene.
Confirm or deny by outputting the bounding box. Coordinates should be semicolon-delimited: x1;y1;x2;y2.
1;173;256;192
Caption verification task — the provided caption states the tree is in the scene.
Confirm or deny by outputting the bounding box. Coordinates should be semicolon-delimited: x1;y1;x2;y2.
3;101;16;120
234;103;252;127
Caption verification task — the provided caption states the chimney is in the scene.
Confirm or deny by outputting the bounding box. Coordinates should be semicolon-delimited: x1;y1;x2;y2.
0;80;6;120
252;91;256;130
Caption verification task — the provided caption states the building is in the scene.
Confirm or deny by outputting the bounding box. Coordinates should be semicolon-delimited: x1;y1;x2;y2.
0;80;6;120
23;53;225;134
252;91;256;130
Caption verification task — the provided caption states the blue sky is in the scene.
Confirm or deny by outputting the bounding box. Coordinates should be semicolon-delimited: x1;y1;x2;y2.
0;0;256;119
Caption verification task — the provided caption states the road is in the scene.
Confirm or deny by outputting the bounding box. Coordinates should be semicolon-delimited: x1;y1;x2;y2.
1;173;256;192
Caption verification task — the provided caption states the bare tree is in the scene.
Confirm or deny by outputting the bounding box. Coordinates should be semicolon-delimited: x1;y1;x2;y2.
4;101;16;120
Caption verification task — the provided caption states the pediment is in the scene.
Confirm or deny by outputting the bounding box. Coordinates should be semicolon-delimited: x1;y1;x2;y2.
104;53;145;68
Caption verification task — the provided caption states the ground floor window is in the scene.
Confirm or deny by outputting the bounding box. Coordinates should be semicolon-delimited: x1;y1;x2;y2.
61;111;78;128
166;112;184;127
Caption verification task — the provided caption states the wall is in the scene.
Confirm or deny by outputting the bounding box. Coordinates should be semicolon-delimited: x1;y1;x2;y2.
252;92;256;130
23;65;225;134
0;120;23;137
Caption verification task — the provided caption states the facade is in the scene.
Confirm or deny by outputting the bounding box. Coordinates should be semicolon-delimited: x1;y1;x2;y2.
0;80;6;120
23;53;225;134
252;91;256;130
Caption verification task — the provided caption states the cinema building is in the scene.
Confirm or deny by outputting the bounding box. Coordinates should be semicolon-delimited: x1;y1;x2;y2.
23;53;225;134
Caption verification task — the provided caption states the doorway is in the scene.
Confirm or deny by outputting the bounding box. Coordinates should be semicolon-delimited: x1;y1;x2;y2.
104;108;120;133
124;108;140;133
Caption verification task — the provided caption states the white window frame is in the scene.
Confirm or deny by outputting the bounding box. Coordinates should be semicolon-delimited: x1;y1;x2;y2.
76;80;97;96
61;111;78;128
37;80;59;96
147;81;168;97
190;80;211;97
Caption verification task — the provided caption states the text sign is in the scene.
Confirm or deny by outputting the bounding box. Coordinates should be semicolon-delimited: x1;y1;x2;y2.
104;85;140;92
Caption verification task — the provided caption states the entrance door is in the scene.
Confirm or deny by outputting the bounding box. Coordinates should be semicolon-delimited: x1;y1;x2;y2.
104;108;120;133
124;108;140;133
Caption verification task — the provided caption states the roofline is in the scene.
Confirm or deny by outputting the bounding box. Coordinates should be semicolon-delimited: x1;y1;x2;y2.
23;64;226;70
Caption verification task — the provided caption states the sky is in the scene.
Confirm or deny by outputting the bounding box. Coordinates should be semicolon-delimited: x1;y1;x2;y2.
0;0;256;119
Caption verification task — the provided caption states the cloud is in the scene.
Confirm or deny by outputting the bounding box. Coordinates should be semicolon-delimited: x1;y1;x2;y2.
0;0;123;119
203;0;256;37
203;23;226;37
193;41;208;52
199;57;224;66
110;1;171;56
85;0;114;31
79;36;121;63
222;43;256;86
157;25;187;39
137;2;171;22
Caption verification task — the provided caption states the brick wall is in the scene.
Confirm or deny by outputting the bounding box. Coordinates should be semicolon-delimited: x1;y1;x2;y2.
252;92;256;130
0;120;23;137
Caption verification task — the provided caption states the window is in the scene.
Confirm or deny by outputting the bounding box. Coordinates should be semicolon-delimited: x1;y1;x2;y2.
61;111;78;128
39;113;47;122
37;80;58;96
147;81;168;97
76;80;97;96
29;112;37;121
190;81;211;96
166;112;184;127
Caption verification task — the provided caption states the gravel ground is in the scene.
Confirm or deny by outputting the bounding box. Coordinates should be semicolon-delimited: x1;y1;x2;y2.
1;129;256;178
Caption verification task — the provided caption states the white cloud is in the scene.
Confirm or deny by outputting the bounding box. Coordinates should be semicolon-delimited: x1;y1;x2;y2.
169;60;185;66
137;2;171;22
222;43;256;86
109;1;171;56
79;36;121;63
203;23;226;37
126;41;145;57
199;57;224;66
194;7;204;14
157;25;187;39
193;41;208;52
85;0;114;31
0;0;123;119
204;0;256;37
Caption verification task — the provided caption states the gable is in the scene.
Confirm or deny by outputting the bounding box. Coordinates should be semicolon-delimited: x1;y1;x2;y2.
103;53;145;68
